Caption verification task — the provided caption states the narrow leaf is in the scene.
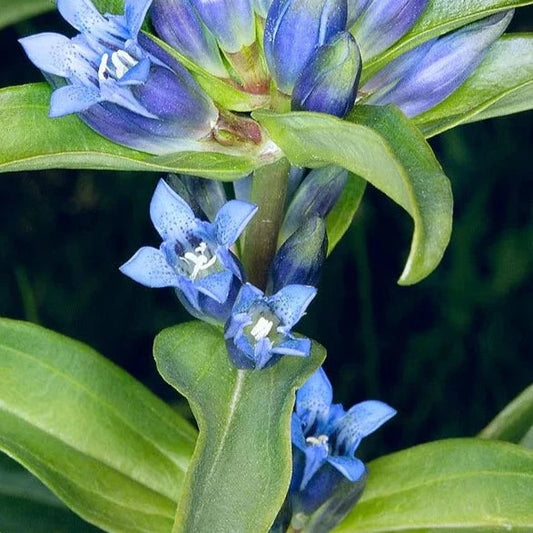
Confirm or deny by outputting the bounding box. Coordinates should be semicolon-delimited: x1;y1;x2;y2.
479;383;533;446
415;34;533;136
0;318;197;533
0;84;261;180
334;438;533;532
154;321;326;533
253;107;452;284
0;0;54;29
362;0;533;82
0;453;101;533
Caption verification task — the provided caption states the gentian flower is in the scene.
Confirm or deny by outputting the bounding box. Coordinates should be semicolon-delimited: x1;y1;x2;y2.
292;31;362;118
19;0;219;155
120;179;257;324
290;367;396;516
224;283;316;369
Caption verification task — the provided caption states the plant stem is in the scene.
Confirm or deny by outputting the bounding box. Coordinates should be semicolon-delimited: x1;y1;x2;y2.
242;158;290;290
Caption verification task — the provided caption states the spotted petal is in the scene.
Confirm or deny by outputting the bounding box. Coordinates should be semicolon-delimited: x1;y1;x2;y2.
336;400;397;455
57;0;108;35
119;246;180;287
231;283;264;315
49;85;101;117
214;199;258;246
124;0;153;37
268;284;317;328
19;33;75;77
150;179;196;241
296;367;333;430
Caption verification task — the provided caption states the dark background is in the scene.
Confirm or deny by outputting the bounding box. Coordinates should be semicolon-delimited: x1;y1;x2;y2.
1;7;532;461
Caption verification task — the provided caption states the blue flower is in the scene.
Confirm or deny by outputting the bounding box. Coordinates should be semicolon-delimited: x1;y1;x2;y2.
120;179;257;324
19;0;219;154
290;367;396;515
224;283;316;369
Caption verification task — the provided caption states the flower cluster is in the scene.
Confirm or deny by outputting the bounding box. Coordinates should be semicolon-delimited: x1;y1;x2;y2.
20;0;513;152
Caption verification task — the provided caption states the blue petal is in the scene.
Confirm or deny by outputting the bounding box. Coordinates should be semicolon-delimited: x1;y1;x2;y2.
300;443;329;490
291;413;308;451
224;312;251;340
116;57;151;85
296;367;333;430
119;246;180;287
195;270;234;304
99;81;157;118
335;400;396;455
214;200;258;246
57;0;108;35
254;337;275;369
351;0;428;60
49;84;101;117
327;455;366;482
149;179;196;241
271;337;311;357
19;33;75;77
366;11;513;117
268;284;317;328
232;283;264;315
124;0;153;37
225;333;256;369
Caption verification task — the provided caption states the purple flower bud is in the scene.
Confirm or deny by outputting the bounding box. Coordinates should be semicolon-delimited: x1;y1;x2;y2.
190;0;256;53
280;165;348;244
150;0;229;77
361;10;513;117
269;217;328;294
19;0;219;155
264;0;348;94
292;31;361;117
351;0;428;60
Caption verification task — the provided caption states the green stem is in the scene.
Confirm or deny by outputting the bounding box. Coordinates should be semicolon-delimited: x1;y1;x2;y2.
242;158;290;290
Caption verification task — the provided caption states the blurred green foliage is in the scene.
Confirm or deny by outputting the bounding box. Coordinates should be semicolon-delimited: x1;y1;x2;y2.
1;8;532;461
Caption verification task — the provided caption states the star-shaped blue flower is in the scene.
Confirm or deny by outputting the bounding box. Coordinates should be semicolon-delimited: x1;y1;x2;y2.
290;367;396;514
224;283;316;369
120;179;257;323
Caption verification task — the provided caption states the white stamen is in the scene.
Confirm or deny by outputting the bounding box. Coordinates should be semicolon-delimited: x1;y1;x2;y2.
98;53;109;81
250;317;274;341
98;50;138;82
181;241;217;280
306;434;329;447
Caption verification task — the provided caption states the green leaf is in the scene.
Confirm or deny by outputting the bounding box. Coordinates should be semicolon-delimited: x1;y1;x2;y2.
253;106;452;285
0;84;260;180
0;453;101;533
154;321;326;533
325;175;366;255
362;0;533;82
415;35;533;137
479;383;533;447
0;318;197;533
0;0;54;29
334;438;533;533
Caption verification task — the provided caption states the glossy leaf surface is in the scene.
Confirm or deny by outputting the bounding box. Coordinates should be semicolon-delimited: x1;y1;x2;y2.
362;0;533;81
0;84;261;180
0;318;197;533
334;438;533;532
154;321;325;533
254;106;452;284
480;382;533;448
415;34;533;136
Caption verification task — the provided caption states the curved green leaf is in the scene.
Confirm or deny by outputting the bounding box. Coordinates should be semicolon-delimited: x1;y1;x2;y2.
253;106;452;285
0;0;54;30
154;321;325;533
0;84;262;180
0;453;101;533
0;318;197;533
479;383;533;447
362;0;533;82
325;175;366;255
334;438;533;533
415;34;533;137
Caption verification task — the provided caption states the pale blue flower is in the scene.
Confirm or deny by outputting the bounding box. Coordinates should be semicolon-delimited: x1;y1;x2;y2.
224;283;316;369
120;179;257;323
290;368;396;514
19;0;218;154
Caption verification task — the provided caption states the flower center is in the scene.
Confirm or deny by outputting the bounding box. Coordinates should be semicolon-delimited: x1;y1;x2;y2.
306;434;330;453
250;317;274;341
180;241;217;281
98;50;138;82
